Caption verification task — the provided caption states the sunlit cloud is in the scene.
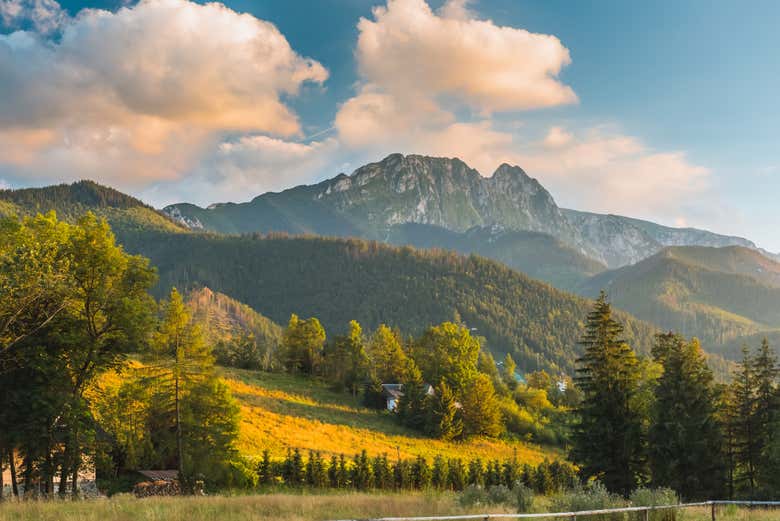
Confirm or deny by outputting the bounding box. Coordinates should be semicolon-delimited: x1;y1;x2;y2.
0;0;327;191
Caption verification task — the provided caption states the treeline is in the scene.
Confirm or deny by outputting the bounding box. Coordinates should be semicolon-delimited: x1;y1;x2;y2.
276;315;578;445
0;212;245;498
257;449;577;495
571;292;780;500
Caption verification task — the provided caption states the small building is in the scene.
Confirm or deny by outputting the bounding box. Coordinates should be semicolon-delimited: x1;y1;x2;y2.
137;470;179;482
381;383;434;411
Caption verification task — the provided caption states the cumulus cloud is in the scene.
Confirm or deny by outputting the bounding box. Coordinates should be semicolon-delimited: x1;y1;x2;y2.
513;127;710;220
333;0;711;225
0;0;327;191
143;135;340;207
0;0;67;33
353;0;575;112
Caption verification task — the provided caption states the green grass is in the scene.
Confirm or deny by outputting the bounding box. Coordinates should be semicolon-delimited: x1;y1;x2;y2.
0;494;775;521
220;368;560;463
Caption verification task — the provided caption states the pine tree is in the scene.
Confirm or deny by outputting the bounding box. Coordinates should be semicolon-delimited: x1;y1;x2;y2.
431;455;447;490
501;353;518;390
460;373;503;437
282;314;326;375
648;333;725;500
425;380;463;440
467;458;484;487
368;324;413;383
752;339;779;496
397;368;429;431
447;458;466;491
411;455;431;489
150;287;214;487
258;449;273;486
729;346;760;497
571;291;646;496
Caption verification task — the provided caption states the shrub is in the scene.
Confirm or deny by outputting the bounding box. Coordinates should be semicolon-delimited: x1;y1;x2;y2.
550;481;627;521
630;488;679;521
514;482;535;512
487;484;514;505
459;485;490;507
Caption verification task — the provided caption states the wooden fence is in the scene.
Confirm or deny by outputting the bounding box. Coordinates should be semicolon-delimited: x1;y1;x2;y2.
328;500;780;521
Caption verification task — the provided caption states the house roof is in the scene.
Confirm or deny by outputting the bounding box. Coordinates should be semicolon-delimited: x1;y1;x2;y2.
381;383;403;400
138;470;179;481
380;383;435;400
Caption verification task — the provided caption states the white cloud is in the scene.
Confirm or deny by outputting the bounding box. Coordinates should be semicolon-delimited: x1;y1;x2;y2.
333;0;711;225
0;0;67;33
0;0;327;191
143;135;340;207
351;0;576;113
514;127;710;219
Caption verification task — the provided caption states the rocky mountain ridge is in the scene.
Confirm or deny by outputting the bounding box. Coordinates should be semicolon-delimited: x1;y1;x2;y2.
164;154;771;271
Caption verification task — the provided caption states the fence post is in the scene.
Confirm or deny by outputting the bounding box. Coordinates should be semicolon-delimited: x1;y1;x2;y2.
643;508;649;521
711;502;716;521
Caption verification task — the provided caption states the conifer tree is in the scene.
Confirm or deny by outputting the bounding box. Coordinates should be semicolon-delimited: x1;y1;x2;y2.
501;353;518;390
729;346;760;497
397;368;429;431
460;373;503;437
282;314;326;375
648;333;725;500
368;324;413;382
431;455;447;490
150;287;213;486
425;380;463;440
571;291;646;496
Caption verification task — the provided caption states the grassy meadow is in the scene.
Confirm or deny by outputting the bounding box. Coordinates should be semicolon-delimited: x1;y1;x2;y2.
221;368;558;463
0;494;776;521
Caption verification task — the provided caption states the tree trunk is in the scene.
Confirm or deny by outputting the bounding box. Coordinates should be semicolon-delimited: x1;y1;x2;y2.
175;371;184;487
70;458;79;497
8;449;18;497
58;440;70;498
1;448;4;501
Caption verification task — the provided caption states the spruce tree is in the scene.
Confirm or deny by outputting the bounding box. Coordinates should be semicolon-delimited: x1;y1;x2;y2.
425;380;463;440
648;333;725;499
571;291;646;496
729;346;760;497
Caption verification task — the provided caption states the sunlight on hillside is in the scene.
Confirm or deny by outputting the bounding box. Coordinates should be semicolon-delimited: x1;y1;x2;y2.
222;368;557;464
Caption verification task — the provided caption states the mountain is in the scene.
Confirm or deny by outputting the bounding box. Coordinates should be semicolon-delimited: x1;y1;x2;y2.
578;245;780;350
165;154;766;274
563;209;759;268
387;223;605;289
5;179;748;377
165;154;588;252
0;180;184;234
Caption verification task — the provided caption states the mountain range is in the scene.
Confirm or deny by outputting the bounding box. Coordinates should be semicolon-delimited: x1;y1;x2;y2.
165;153;775;268
2;153;777;366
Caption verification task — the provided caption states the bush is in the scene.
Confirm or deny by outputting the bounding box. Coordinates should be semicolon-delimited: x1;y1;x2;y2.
514;482;535;512
487;484;514;505
459;484;490;507
630;488;678;521
550;481;627;521
459;484;518;508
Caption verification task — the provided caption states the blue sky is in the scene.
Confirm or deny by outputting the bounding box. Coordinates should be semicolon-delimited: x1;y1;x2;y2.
1;0;778;250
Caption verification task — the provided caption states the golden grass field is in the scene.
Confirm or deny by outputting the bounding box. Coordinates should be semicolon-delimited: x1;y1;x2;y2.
0;493;776;521
221;368;558;463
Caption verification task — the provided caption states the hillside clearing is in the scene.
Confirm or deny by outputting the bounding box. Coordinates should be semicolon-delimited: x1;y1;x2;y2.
221;368;559;463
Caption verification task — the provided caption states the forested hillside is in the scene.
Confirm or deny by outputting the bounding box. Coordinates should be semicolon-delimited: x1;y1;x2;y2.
388;223;605;289
186;287;283;370
121;230;657;374
0;180;184;234
579;246;780;350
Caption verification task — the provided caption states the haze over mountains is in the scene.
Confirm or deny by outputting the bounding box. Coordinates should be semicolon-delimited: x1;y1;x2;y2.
2;153;778;366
